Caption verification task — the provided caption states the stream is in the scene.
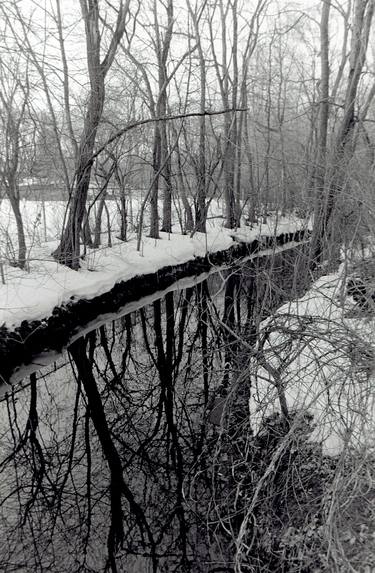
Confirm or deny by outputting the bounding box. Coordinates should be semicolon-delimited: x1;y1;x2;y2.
0;243;309;572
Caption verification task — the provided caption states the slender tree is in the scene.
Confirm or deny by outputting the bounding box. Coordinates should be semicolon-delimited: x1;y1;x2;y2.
0;61;29;268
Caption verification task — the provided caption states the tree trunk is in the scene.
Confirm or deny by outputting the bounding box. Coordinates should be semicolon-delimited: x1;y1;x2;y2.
310;0;331;264
161;122;172;232
8;189;27;269
82;206;93;248
93;191;107;248
173;135;194;232
149;124;162;238
188;0;207;233
119;191;127;241
53;83;104;268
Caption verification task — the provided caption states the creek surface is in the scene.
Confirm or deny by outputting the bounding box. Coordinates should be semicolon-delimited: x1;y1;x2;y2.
0;244;308;572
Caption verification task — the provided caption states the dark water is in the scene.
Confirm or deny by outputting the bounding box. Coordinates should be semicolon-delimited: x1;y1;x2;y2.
0;246;308;572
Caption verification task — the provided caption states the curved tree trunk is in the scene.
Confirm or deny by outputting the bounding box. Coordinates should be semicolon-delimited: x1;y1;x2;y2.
53;88;104;268
53;0;128;268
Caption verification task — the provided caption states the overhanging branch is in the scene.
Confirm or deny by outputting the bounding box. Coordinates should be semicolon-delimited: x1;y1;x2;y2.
91;108;248;164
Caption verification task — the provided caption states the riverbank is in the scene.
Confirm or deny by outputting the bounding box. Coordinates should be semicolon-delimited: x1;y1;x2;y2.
0;218;309;384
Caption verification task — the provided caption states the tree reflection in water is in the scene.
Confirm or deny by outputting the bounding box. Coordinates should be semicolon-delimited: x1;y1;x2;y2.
0;249;307;572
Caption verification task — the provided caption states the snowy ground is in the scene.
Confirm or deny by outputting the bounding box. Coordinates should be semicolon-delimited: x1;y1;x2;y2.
249;262;375;455
0;197;309;329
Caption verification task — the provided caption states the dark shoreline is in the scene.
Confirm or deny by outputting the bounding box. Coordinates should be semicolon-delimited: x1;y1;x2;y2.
0;229;309;384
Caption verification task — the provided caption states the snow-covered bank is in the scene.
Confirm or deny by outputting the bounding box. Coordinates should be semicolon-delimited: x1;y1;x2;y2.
0;216;308;329
250;263;375;455
0;218;309;385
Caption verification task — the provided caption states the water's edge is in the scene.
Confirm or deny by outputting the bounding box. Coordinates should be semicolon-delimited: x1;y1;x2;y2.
1;231;309;386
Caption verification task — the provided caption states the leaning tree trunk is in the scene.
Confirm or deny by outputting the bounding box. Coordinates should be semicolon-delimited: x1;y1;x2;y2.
52;0;127;268
53;89;104;268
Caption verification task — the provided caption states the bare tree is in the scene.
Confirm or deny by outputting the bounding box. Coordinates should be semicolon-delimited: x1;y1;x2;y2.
311;0;375;264
0;60;29;268
53;0;129;268
187;0;208;232
310;0;331;261
208;0;268;228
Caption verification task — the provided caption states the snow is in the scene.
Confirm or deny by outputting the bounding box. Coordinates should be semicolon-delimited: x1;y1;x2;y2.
0;210;309;329
249;265;375;455
230;215;311;243
0;231;228;327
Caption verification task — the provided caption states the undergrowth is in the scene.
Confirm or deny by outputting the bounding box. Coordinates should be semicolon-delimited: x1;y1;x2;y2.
209;410;375;572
